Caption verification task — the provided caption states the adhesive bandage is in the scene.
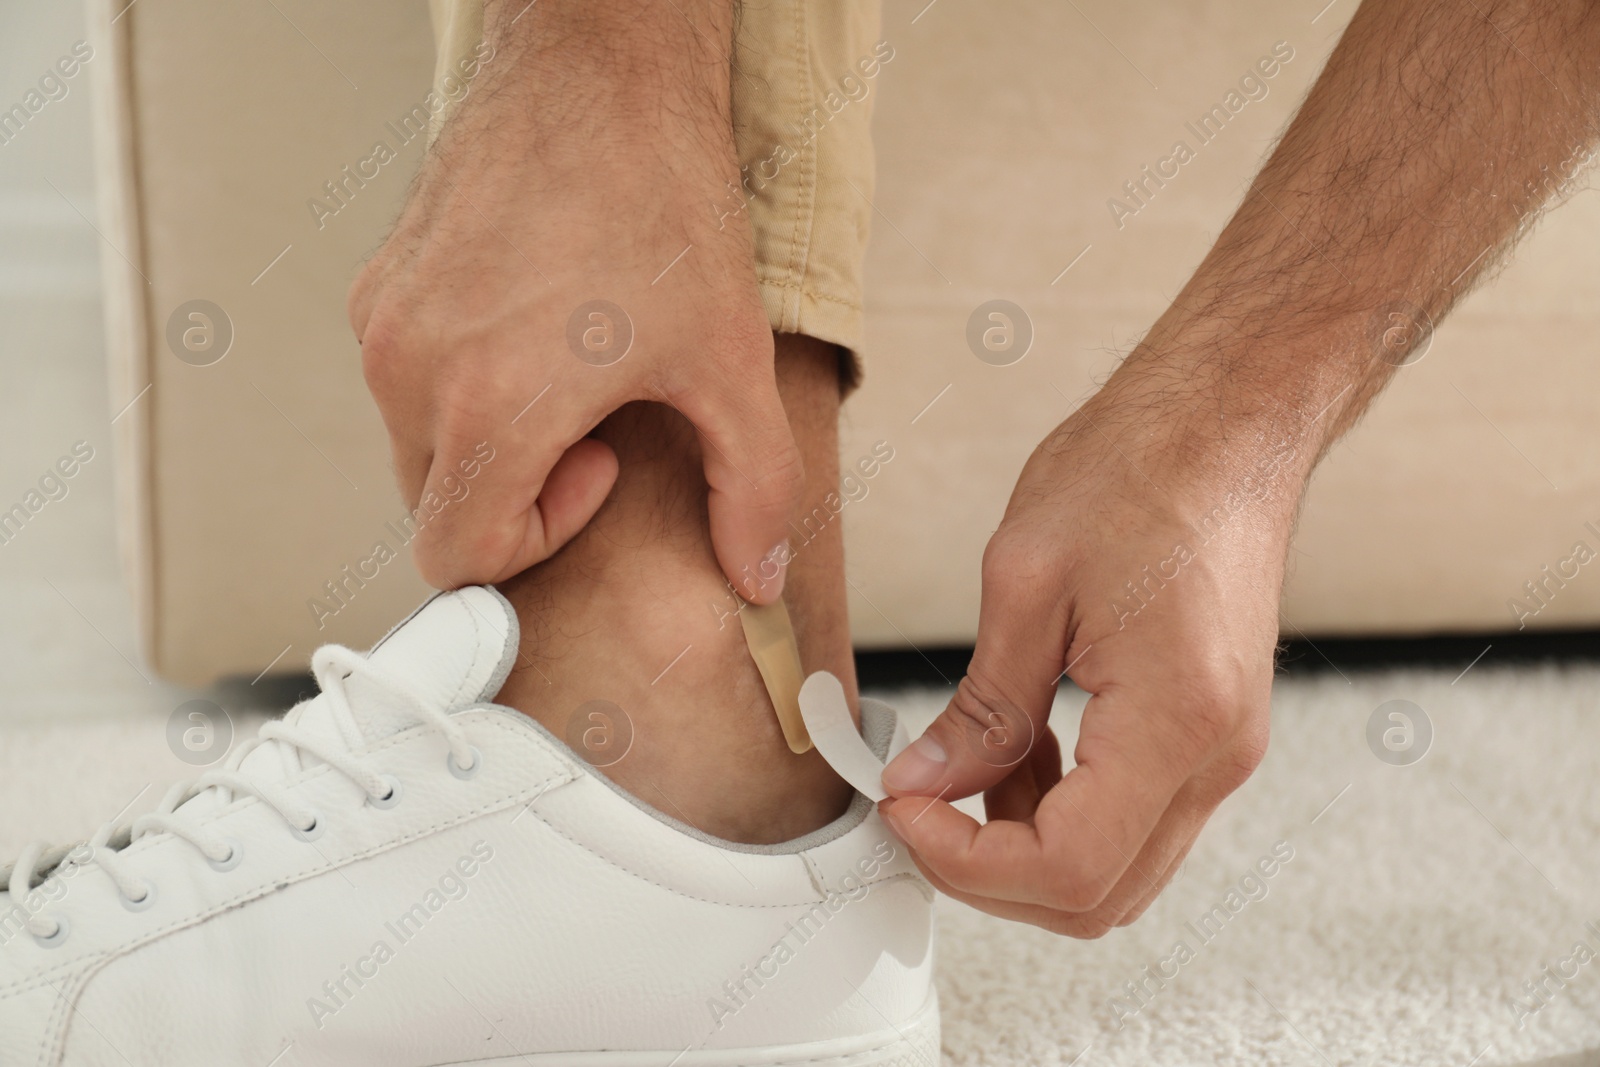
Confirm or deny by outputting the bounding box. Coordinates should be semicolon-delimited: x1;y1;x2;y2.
798;671;911;801
739;599;812;754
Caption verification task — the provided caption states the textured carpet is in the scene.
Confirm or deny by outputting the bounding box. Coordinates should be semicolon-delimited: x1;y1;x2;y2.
3;665;1598;1066
892;664;1600;1067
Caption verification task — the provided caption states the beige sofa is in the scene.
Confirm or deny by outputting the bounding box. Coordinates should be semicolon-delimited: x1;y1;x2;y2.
91;0;1600;685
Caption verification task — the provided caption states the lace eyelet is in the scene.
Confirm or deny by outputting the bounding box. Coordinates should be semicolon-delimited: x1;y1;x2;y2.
366;774;404;809
34;916;69;948
207;838;244;872
447;746;483;781
291;813;326;842
120;882;158;913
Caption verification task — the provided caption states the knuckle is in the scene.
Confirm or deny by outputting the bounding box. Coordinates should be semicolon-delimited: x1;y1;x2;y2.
708;432;801;516
458;519;518;572
758;442;806;506
1045;911;1116;940
1180;694;1240;753
357;311;407;394
708;310;775;365
1115;899;1153;927
346;261;379;337
410;543;454;590
1168;661;1256;754
416;528;507;590
1233;720;1270;772
1053;882;1114;915
945;675;1026;756
1045;862;1120;913
1216;720;1270;788
980;528;1063;598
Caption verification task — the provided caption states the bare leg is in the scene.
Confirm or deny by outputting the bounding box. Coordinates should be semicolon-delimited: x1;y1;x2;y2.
495;334;856;844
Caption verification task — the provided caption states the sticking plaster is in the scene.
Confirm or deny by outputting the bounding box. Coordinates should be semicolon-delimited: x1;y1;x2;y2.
798;671;910;802
739;599;812;753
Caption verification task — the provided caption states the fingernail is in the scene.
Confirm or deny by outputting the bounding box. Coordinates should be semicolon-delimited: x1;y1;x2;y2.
880;805;909;843
882;734;947;793
756;539;790;600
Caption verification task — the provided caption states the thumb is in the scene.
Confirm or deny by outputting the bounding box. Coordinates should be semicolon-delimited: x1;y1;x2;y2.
673;371;805;606
411;435;619;589
883;541;1070;800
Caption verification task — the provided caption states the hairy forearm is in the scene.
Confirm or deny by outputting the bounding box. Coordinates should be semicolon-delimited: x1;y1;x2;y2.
1104;0;1600;501
431;0;739;193
367;0;754;295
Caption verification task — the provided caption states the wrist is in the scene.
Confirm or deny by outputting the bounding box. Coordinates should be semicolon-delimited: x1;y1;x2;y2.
430;3;741;219
475;0;735;138
1090;325;1341;537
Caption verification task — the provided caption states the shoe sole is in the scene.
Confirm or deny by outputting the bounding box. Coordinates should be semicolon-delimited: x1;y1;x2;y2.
434;993;939;1067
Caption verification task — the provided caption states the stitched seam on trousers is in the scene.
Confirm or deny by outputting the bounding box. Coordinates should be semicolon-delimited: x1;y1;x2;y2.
783;0;813;329
755;276;862;311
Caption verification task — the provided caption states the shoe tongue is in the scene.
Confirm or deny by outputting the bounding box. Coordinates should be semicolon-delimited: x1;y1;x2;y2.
340;585;520;740
215;587;519;798
169;589;517;824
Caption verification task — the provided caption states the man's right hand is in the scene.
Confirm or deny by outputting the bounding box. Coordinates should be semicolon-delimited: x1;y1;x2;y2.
877;0;1600;936
879;372;1288;937
347;0;801;600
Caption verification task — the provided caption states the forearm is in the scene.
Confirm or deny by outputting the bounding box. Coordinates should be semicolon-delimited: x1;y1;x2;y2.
349;0;801;595
1100;0;1600;507
426;0;741;209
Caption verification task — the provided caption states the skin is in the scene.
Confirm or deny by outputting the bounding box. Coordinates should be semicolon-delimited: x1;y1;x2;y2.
492;334;858;844
352;0;857;845
348;0;799;603
879;0;1600;936
353;0;1600;921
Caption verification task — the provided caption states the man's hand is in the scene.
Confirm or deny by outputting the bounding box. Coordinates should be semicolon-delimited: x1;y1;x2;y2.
348;0;800;598
881;0;1600;934
877;374;1287;937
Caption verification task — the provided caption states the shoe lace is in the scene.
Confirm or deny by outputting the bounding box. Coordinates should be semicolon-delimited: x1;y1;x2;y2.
0;645;475;940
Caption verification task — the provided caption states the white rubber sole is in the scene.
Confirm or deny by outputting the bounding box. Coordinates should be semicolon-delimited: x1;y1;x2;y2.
435;993;940;1067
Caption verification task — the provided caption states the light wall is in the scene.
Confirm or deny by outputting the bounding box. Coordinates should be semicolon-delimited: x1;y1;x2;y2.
88;0;1600;684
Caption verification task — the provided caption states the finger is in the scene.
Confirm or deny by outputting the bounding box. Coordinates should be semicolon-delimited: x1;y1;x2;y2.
503;437;621;577
879;794;1132;938
671;365;804;606
921;737;1192;935
1115;835;1200;928
346;267;383;343
1080;794;1204;930
902;838;1126;940
881;533;1070;800
888;833;1094;936
411;436;618;588
1111;735;1266;926
879;794;1050;905
883;686;1197;912
981;724;1063;824
387;435;433;513
358;321;435;512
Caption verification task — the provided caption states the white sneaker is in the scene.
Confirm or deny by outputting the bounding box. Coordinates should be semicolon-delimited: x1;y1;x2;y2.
0;587;938;1066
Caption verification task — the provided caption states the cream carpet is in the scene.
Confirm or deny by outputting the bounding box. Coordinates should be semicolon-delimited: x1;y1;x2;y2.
894;665;1600;1067
3;663;1599;1066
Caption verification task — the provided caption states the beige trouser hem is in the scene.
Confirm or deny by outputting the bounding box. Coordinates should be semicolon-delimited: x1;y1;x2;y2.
427;0;884;389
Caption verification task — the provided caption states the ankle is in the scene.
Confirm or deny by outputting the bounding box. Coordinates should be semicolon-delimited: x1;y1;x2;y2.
494;334;856;844
495;536;856;844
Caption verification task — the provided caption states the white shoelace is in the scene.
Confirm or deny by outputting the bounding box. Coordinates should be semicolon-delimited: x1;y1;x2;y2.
1;645;477;942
